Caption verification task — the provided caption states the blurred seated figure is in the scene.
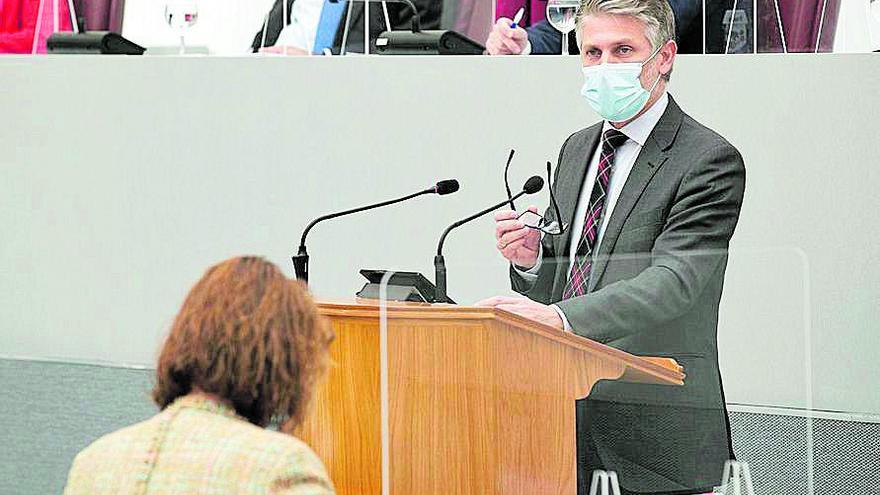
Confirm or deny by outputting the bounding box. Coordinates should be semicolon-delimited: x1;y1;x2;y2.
251;0;442;54
496;0;546;25
63;256;336;495
486;0;702;55
0;0;72;53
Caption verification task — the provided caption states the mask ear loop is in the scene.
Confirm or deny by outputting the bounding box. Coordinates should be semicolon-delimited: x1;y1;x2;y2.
640;44;663;68
640;43;667;91
647;73;662;93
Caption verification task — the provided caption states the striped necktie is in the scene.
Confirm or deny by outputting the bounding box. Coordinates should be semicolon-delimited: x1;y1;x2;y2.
563;129;629;299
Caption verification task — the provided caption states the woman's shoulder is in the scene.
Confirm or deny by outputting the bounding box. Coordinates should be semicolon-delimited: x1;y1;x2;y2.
262;432;335;494
239;423;328;469
75;416;157;462
66;413;334;494
63;416;161;493
219;423;335;493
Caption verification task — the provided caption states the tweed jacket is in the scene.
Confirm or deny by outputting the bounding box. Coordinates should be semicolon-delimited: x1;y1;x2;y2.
63;394;334;495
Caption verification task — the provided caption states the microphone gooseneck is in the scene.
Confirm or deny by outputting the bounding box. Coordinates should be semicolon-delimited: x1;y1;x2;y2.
399;0;422;32
434;176;543;303
293;179;459;283
299;189;424;249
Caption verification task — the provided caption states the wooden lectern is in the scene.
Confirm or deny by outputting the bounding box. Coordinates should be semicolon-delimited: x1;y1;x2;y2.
297;300;685;495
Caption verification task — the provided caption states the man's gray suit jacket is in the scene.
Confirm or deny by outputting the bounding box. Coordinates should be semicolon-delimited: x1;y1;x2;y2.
511;96;745;495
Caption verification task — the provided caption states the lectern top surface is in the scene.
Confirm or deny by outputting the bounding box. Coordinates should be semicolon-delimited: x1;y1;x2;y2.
316;299;685;386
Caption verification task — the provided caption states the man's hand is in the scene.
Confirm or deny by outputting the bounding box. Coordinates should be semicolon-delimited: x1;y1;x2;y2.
495;207;541;269
475;296;563;330
486;17;529;55
259;45;309;56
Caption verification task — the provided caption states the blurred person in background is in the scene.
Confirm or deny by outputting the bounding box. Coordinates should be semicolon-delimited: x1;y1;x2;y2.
487;0;703;55
63;256;336;495
252;0;441;55
0;0;72;53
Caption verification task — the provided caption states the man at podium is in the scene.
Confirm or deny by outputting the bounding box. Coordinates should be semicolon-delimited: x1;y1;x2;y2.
479;1;745;494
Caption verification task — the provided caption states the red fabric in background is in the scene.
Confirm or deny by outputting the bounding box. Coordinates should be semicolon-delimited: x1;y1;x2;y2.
0;0;72;53
495;0;546;26
757;0;841;52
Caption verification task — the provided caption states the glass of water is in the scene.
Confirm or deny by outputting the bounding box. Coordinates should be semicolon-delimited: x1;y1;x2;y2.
547;0;580;55
546;0;580;55
164;0;199;54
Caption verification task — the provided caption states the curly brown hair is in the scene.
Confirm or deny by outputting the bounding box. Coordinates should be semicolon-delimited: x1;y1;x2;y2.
152;256;333;431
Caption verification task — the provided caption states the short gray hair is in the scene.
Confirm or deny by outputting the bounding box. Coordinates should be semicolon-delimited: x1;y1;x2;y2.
577;0;675;51
576;0;676;79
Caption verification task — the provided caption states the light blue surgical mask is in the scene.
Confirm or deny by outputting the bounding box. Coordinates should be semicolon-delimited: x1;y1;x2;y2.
580;47;663;123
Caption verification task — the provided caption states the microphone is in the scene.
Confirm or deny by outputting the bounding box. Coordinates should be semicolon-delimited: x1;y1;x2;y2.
434;179;460;195
433;176;544;303
521;176;545;194
292;179;459;283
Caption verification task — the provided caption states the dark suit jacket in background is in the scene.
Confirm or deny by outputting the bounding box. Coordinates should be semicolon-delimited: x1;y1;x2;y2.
251;0;441;53
511;96;745;494
527;0;704;55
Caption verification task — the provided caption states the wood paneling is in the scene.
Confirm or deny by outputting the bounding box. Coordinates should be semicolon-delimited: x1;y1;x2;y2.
296;317;382;495
297;300;683;495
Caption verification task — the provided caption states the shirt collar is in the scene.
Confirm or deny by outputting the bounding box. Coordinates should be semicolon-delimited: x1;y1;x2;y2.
602;91;669;148
166;393;242;420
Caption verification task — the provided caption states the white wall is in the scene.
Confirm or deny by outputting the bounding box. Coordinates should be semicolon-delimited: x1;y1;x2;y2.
1;54;878;417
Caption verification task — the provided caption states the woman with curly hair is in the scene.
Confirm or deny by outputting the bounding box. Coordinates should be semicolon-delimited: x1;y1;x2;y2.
63;256;336;495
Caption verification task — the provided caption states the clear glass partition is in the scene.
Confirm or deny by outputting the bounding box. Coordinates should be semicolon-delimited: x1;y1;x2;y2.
363;244;840;494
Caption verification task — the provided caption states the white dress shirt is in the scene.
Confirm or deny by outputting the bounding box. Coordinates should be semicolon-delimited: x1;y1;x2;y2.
274;0;325;52
518;92;669;330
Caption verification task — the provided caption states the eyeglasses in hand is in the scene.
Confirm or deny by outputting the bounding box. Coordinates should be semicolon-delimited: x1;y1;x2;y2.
503;149;568;236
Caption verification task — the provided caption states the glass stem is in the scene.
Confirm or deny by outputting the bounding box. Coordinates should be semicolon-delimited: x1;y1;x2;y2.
562;32;568;55
179;34;185;55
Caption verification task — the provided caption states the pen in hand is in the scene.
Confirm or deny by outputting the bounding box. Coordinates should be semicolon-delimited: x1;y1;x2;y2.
510;7;525;29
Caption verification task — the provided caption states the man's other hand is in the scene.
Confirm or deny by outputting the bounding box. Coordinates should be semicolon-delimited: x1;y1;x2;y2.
495;208;541;269
475;296;563;330
259;45;309;56
486;17;529;55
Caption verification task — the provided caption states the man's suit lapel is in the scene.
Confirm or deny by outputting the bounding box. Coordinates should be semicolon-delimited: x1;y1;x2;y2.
555;126;602;259
586;97;684;293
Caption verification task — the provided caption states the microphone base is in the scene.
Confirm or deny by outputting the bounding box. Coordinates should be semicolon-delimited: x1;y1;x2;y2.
356;269;453;304
356;283;428;303
375;30;485;55
434;254;449;304
47;32;146;54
